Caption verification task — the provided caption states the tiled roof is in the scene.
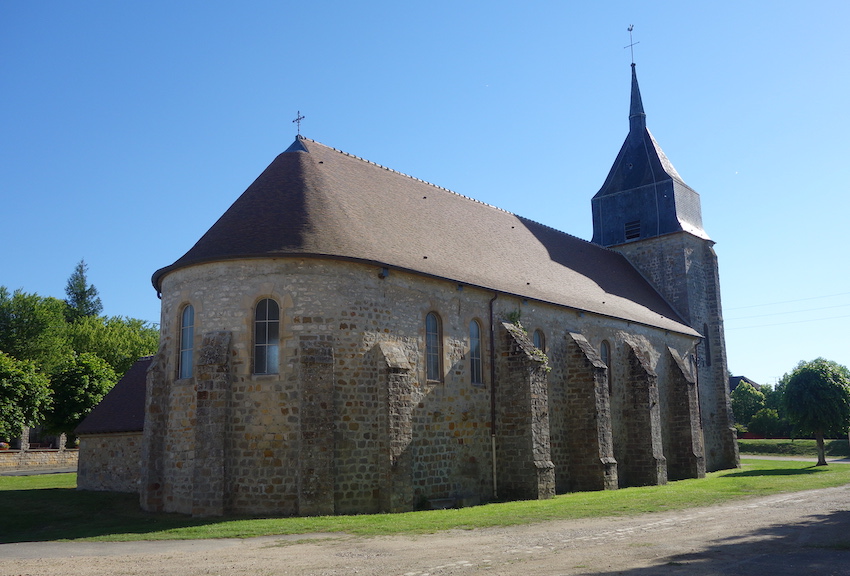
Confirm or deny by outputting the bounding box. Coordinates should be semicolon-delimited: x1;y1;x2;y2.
75;356;150;435
152;137;699;336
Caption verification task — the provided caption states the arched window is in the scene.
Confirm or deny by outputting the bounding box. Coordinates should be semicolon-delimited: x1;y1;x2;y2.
469;320;483;385
532;329;545;352
178;304;194;379
425;312;442;382
600;340;612;395
254;298;280;375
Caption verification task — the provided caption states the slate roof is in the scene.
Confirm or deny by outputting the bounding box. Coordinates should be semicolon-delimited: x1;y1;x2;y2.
152;137;699;337
75;356;151;435
592;64;709;243
729;375;761;392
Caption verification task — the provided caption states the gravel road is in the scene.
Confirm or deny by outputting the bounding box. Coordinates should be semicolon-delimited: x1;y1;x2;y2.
3;484;850;575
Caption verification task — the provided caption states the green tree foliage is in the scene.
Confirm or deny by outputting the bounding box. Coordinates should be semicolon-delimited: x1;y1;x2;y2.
66;315;159;375
730;381;765;426
747;408;791;438
762;383;788;420
0;288;71;372
44;352;116;436
0;353;51;441
783;358;850;466
64;259;103;321
0;263;159;440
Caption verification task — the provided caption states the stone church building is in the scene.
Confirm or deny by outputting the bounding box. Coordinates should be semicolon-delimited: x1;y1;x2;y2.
131;65;738;517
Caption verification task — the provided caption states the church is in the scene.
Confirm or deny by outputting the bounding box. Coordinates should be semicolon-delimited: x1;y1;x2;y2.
80;64;738;516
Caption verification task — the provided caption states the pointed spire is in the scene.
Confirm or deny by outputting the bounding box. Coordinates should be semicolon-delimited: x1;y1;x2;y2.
629;63;646;134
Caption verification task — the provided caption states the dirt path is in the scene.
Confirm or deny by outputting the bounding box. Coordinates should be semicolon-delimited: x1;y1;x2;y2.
3;485;850;576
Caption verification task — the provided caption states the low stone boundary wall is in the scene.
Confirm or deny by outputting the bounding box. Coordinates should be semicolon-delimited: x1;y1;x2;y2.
0;449;78;472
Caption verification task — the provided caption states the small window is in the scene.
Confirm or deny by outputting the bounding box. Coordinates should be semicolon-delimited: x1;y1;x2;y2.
703;323;712;367
625;220;641;240
470;320;483;385
425;312;443;381
254;299;280;375
179;304;194;379
532;329;545;352
600;340;612;395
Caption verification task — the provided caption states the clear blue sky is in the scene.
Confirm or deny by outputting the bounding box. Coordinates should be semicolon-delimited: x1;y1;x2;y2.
2;2;848;386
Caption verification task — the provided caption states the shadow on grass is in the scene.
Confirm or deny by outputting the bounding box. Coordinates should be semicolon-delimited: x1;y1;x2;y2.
719;466;823;478
0;488;236;543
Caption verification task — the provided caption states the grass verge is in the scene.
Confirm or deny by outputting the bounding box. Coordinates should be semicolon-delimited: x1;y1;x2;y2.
738;438;850;458
2;459;849;544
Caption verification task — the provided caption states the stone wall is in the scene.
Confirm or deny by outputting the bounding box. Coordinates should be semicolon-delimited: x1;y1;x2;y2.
77;433;140;492
616;342;666;487
0;449;78;472
663;347;706;481
143;257;707;516
495;322;554;501
192;331;232;516
555;333;617;492
612;233;738;472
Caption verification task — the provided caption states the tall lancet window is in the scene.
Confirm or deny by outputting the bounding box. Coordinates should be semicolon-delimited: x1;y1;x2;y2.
426;312;443;382
469;320;483;385
254;298;280;375
179;304;194;379
532;329;545;352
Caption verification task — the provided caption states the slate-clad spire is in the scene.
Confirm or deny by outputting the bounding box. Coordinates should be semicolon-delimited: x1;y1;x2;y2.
629;63;646;134
591;64;708;246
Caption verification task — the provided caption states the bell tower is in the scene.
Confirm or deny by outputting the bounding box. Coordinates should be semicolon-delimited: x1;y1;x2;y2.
591;64;739;471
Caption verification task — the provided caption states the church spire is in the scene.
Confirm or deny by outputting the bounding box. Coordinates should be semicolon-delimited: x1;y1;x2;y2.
591;61;709;247
629;63;646;134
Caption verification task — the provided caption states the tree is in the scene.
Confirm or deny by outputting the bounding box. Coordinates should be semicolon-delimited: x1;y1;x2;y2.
0;287;70;372
763;383;788;418
65;315;159;375
64;259;103;321
783;358;850;466
730;381;765;427
0;352;51;441
44;352;116;436
747;408;789;438
760;384;792;436
1;279;159;442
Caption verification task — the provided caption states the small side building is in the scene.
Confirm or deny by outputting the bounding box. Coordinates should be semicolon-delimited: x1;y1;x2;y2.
75;356;151;493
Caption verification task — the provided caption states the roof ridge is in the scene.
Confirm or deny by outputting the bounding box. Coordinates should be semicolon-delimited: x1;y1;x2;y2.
299;136;515;216
516;212;602;246
300;136;603;249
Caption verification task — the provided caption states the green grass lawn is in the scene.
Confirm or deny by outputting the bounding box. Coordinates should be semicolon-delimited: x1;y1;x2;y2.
3;458;849;544
738;438;850;458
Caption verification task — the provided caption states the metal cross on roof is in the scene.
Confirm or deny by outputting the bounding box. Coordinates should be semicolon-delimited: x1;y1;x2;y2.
292;111;305;136
625;24;639;65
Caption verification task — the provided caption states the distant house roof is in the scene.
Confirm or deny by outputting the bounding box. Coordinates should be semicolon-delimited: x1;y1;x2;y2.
152;136;699;337
729;375;761;392
75;356;151;435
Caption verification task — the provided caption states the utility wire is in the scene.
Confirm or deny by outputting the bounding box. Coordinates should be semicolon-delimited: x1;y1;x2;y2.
725;291;850;311
726;313;850;331
727;303;850;321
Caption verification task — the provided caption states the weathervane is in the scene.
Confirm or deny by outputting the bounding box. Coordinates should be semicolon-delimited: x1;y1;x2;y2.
625;24;639;65
292;110;305;136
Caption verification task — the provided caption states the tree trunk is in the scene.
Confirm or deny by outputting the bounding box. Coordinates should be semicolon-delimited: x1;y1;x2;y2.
816;431;828;466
